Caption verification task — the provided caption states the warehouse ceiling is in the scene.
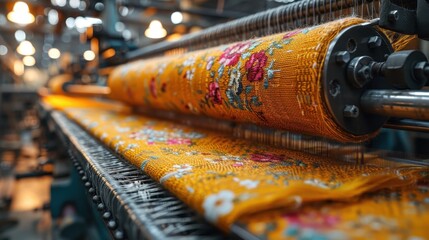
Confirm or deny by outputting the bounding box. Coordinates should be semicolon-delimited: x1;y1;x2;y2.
0;0;291;79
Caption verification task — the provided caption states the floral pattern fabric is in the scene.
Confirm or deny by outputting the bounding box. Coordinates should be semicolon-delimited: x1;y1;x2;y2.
239;186;429;239
62;106;427;231
108;18;372;143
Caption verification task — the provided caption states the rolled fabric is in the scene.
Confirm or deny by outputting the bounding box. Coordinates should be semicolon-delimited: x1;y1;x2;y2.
108;18;370;142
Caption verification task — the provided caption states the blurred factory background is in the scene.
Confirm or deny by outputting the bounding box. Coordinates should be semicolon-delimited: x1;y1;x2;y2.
0;1;291;239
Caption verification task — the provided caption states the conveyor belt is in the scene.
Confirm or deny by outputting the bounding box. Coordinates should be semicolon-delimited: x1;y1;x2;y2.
49;111;224;239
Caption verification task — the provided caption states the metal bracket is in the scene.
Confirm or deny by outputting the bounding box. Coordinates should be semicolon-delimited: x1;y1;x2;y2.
379;0;429;40
323;24;393;136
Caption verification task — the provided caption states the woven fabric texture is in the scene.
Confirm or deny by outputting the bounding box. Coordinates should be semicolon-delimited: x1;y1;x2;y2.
62;106;427;230
108;18;371;143
239;186;429;239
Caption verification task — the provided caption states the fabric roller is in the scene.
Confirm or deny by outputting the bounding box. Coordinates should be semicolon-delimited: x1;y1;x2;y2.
108;18;395;143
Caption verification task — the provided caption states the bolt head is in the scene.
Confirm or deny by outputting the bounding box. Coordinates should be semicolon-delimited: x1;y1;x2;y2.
368;36;382;48
344;105;360;118
388;10;399;22
335;51;351;64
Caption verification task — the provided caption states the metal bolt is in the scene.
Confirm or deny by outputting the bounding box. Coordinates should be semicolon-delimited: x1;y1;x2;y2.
88;187;95;194
114;230;124;240
388;10;399;22
78;170;84;175
352;65;373;88
97;203;105;211
335;51;351;64
84;182;91;188
102;211;111;220
81;176;88;181
108;220;117;229
368;36;382;48
343;105;360;118
92;195;100;203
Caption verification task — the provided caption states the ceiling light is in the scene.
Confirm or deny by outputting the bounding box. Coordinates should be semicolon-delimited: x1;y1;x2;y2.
171;12;183;24
17;40;35;56
78;1;86;10
53;0;66;7
0;45;8;56
122;29;132;40
23;55;35;66
83;50;95;61
14;60;24;76
115;22;125;32
145;20;167;39
7;1;35;25
15;30;26;42
48;48;61;59
48;9;59;25
65;17;75;28
69;0;80;8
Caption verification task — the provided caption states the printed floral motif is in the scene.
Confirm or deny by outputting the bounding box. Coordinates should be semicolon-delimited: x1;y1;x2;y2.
129;127;204;145
150;77;157;98
185;68;195;81
207;81;222;105
250;153;284;163
245;50;268;82
234;178;259;189
283;29;301;39
203;190;235;223
219;42;251;66
206;56;215;70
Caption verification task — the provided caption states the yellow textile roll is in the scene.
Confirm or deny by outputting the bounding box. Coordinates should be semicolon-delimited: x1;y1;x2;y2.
108;18;372;143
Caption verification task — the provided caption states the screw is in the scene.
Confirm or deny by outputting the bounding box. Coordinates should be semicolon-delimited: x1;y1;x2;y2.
92;195;100;203
114;230;124;240
329;79;341;97
81;176;88;181
102;211;111;220
97;203;105;211
84;182;91;188
88;187;95;194
335;51;351;64
344;105;360;118
368;36;382;48
78;170;84;175
355;65;372;88
108;220;117;229
388;10;399;22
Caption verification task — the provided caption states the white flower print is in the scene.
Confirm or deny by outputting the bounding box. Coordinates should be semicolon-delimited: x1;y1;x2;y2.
185;68;195;80
203;190;235;223
239;179;259;189
173;164;192;172
183;57;196;67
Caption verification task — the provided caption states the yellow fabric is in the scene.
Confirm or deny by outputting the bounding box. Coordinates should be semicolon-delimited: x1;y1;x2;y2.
41;94;130;112
108;18;372;143
62;106;427;231
240;186;429;239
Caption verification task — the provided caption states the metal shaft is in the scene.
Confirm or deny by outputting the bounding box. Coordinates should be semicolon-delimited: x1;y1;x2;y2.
361;90;429;120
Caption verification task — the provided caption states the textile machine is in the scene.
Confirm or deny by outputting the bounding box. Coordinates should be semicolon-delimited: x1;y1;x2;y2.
39;0;429;239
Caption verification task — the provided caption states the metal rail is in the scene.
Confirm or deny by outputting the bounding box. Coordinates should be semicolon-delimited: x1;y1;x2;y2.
126;0;380;60
361;90;429;120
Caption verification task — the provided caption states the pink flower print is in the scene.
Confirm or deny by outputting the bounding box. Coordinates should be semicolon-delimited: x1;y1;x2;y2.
207;81;222;105
150;77;157;98
284;212;340;229
219;42;251;66
283;29;301;39
167;138;192;145
206;56;215;70
245;50;268;82
250;153;284;163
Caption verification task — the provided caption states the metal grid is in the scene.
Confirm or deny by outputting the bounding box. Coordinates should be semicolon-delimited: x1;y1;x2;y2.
50;111;224;240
